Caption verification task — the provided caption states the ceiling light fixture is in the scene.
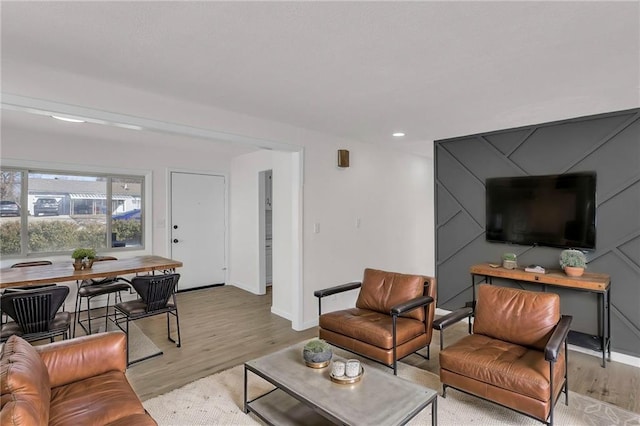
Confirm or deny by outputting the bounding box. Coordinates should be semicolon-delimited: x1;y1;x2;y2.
51;115;86;123
392;132;405;137
113;123;144;131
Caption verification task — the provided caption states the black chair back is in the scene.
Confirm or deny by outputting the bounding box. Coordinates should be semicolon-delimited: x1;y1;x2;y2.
13;294;52;333
1;286;69;333
132;274;180;312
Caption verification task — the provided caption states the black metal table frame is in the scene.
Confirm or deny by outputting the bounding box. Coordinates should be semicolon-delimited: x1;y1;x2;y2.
471;273;611;368
243;363;438;425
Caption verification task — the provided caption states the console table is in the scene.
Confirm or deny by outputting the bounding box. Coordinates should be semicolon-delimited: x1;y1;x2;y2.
470;263;611;367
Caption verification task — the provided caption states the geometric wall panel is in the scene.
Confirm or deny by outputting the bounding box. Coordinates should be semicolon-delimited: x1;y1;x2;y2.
435;108;640;358
485;128;532;156
510;114;634;176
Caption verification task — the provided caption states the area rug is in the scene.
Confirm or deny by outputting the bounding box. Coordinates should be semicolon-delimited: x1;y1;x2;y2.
144;348;640;426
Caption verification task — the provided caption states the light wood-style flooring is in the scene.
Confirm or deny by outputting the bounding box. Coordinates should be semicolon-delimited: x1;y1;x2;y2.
114;285;638;414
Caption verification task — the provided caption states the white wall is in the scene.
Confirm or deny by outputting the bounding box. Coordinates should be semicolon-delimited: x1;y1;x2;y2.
271;151;300;321
299;141;434;329
2;88;436;332
228;150;274;293
228;150;301;323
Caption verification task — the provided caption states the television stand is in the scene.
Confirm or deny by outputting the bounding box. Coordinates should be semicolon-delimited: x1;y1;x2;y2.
469;263;611;367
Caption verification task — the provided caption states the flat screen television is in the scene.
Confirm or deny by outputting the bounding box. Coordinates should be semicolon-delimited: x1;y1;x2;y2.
485;172;596;249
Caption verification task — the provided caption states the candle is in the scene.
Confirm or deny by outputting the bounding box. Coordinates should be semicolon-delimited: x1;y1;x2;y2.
345;359;360;377
331;360;346;377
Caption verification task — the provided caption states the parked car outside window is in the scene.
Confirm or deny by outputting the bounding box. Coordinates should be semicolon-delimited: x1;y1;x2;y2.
0;200;21;217
34;198;59;216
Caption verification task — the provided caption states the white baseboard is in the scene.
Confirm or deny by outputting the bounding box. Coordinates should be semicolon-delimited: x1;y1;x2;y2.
567;344;640;368
435;308;640;369
270;306;291;322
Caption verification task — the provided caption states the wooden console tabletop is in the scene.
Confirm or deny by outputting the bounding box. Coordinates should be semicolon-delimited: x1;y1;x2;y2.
470;263;610;292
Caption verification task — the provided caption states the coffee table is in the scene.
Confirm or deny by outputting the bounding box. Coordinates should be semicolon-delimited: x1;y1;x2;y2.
244;342;437;425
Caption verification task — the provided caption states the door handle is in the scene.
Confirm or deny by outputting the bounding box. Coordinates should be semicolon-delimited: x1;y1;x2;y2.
173;225;178;229
173;239;179;243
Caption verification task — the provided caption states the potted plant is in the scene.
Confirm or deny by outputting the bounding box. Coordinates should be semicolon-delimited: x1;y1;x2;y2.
302;339;332;368
72;248;96;270
502;253;517;270
559;249;587;277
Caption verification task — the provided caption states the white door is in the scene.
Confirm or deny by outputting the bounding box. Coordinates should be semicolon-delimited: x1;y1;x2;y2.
171;172;226;290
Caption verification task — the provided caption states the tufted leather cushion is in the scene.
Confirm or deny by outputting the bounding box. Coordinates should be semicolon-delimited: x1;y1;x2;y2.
48;371;150;426
319;308;426;349
0;335;51;425
439;333;566;402
356;268;426;321
474;284;560;350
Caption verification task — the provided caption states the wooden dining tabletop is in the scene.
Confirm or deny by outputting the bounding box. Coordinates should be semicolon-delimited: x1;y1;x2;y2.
0;255;183;288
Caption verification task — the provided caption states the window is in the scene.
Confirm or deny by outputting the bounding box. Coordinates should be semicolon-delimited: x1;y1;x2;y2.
0;167;144;257
0;170;22;256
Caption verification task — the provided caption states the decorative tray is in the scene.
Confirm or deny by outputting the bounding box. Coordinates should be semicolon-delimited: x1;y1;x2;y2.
305;360;330;369
330;366;364;384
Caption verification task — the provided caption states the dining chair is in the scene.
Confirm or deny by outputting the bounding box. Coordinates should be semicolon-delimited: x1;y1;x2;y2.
0;285;72;343
74;256;132;336
113;273;181;365
2;261;57;325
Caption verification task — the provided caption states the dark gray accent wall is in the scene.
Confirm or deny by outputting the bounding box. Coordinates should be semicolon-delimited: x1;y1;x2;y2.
435;109;640;358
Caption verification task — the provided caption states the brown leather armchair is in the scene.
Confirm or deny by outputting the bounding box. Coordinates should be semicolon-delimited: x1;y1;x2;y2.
315;268;436;375
434;284;572;425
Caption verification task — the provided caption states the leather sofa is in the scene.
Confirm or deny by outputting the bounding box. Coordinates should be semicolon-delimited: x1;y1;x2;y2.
1;331;156;426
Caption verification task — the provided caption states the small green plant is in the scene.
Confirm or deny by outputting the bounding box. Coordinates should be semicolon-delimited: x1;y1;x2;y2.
302;338;333;365
303;339;331;353
559;249;587;269
502;253;517;261
71;247;96;261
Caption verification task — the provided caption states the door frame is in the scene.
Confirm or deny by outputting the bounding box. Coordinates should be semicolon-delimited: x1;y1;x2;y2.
167;168;230;287
258;169;270;294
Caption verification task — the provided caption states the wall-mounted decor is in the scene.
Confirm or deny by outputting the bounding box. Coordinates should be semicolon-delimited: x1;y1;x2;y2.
337;149;349;168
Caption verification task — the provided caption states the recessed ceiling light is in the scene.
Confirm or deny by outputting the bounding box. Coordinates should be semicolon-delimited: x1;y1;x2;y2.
51;115;86;123
392;132;405;137
113;123;144;131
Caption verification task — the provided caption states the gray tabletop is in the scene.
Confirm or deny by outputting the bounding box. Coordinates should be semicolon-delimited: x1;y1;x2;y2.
245;341;437;425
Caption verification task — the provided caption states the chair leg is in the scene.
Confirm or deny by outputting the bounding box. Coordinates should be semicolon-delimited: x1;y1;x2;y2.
549;362;555;426
87;296;94;334
564;340;569;405
167;310;181;347
392;314;398;375
125;318;130;366
104;293;110;331
174;308;181;347
73;287;83;337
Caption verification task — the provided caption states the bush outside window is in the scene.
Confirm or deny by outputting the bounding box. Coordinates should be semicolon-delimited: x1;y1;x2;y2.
0;168;144;256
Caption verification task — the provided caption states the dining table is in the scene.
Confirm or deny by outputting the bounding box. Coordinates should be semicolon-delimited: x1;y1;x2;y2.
0;255;183;289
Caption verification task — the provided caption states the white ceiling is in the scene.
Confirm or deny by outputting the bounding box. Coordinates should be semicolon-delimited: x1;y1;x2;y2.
1;1;638;156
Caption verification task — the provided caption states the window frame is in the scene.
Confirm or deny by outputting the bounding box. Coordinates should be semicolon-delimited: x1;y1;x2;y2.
1;163;150;259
